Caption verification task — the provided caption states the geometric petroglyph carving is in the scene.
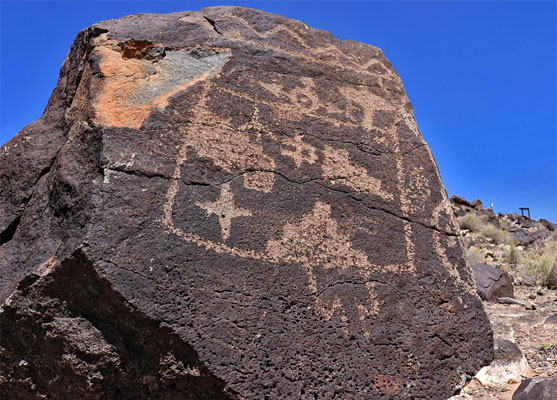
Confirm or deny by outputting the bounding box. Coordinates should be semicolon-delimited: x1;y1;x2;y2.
265;201;370;291
195;183;252;241
280;133;318;168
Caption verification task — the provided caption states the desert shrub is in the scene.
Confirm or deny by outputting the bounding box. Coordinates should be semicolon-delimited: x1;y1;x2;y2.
505;242;519;264
458;212;485;232
538;343;553;351
499;219;510;231
480;223;509;245
465;247;483;266
524;240;557;289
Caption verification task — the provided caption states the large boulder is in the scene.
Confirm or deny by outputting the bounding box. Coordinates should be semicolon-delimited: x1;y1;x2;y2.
471;263;514;301
0;7;493;399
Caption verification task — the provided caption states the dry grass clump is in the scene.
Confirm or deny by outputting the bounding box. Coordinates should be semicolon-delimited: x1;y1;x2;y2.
465;247;484;266
458;212;509;244
480;223;509;245
458;212;485;232
524;239;557;289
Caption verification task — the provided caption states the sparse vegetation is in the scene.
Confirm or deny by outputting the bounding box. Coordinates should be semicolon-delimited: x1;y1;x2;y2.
480;223;509;245
458;211;509;244
505;242;519;264
458;212;485;232
524;240;557;289
538;343;553;351
465;247;484;266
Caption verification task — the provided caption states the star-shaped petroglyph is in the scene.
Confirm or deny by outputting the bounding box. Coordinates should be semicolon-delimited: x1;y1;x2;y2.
280;133;318;168
195;183;252;241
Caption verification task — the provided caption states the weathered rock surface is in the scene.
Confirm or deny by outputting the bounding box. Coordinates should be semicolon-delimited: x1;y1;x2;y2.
474;339;529;388
0;7;493;399
512;377;557;400
472;263;514;301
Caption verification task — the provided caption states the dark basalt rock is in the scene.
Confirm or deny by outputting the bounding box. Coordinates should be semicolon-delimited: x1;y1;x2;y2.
471;199;484;210
512;377;557;400
0;6;493;399
539;218;556;232
471;263;514;301
0;250;235;399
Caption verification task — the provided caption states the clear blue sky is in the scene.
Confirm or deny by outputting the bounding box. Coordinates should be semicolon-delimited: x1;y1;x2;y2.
1;1;556;221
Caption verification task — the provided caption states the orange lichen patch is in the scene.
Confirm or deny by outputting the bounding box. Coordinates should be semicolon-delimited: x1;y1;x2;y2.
91;36;230;129
93;44;154;128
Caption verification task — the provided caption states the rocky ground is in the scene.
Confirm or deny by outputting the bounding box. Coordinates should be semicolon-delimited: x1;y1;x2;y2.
449;196;557;399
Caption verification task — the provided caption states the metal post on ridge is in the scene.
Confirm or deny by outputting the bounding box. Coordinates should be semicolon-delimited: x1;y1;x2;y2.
519;207;531;219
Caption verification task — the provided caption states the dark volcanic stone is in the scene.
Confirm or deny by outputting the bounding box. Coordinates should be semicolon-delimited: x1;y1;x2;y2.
471;199;484;210
471;263;514;301
512;230;538;246
512;377;557;400
544;313;557;326
539;218;556;231
0;7;493;399
451;195;472;208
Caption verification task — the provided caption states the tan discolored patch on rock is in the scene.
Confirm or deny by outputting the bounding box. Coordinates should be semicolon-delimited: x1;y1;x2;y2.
92;36;231;129
35;256;59;277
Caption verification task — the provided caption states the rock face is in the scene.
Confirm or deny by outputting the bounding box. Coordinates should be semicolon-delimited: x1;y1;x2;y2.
0;7;493;399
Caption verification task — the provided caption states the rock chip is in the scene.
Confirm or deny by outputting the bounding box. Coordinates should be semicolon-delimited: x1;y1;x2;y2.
497;297;537;310
0;7;493;399
472;263;514;301
544;313;557;326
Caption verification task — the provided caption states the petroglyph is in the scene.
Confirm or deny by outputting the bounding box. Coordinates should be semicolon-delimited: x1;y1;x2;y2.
1;9;494;398
195;183;252;241
213;12;391;80
265;201;370;278
164;163;381;324
159;80;411;324
322;144;393;199
280;133;318;167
